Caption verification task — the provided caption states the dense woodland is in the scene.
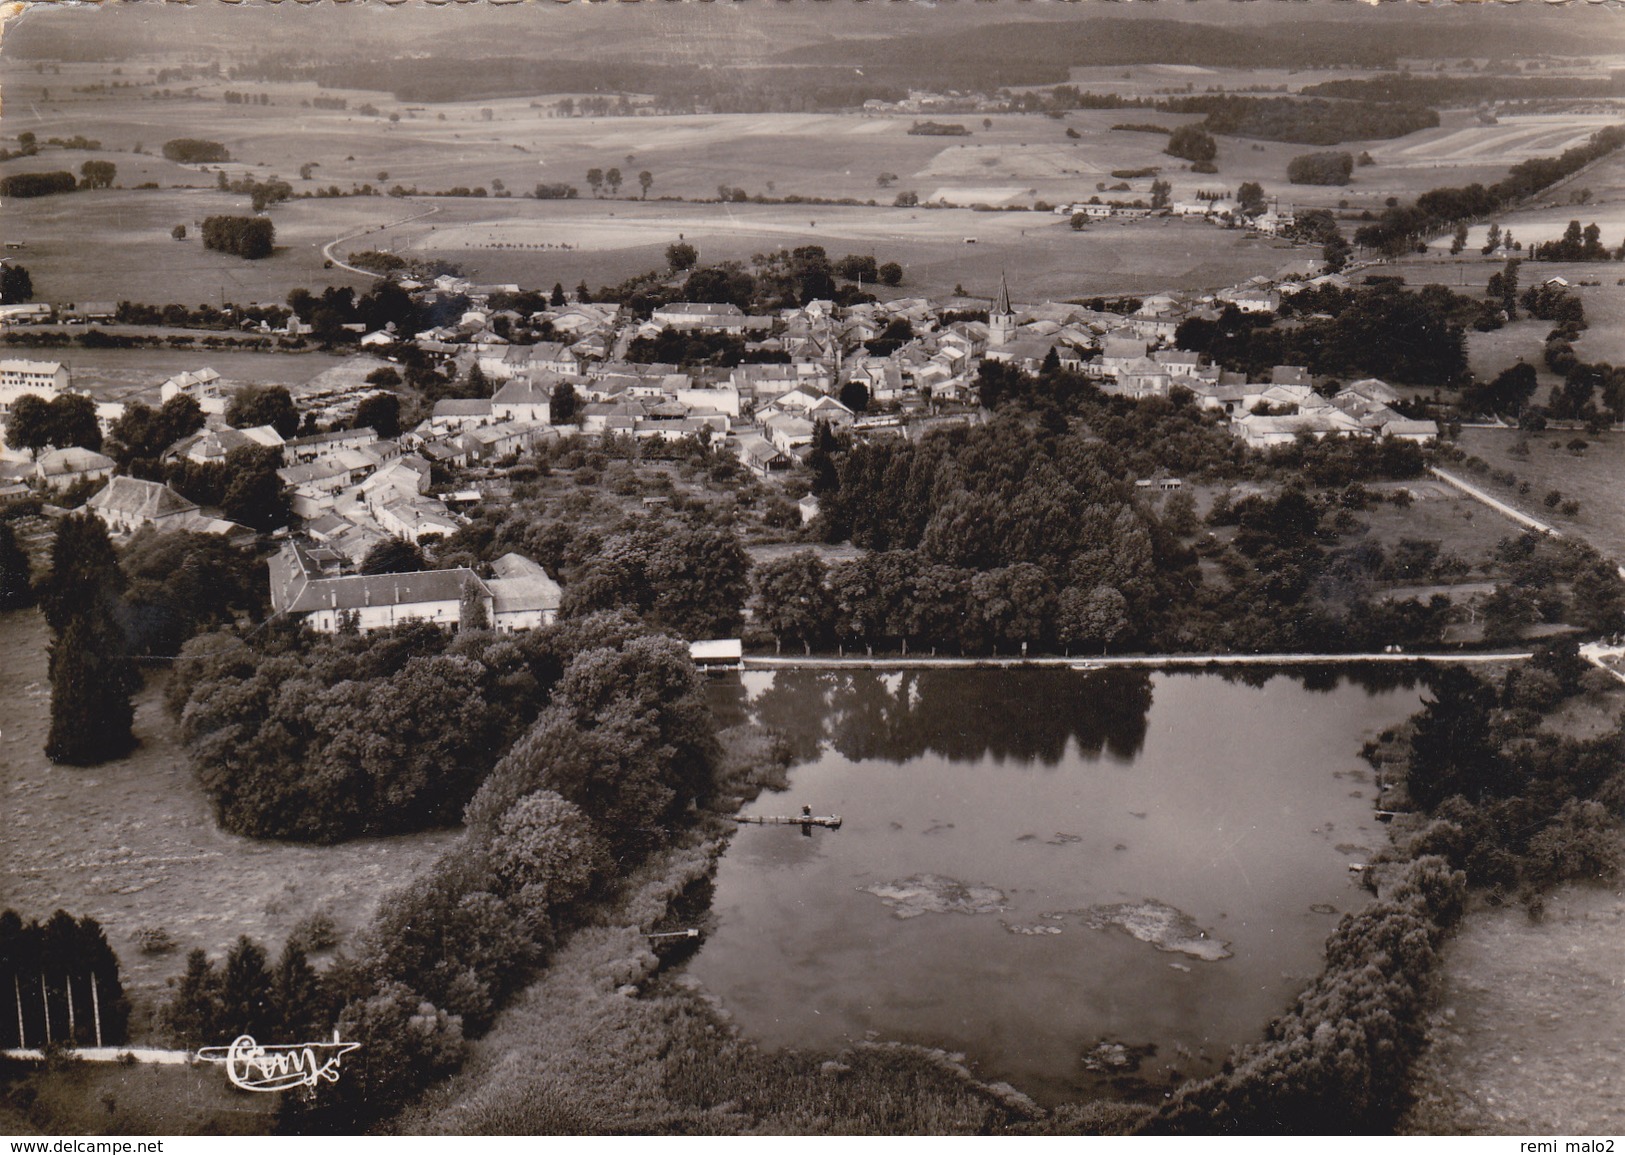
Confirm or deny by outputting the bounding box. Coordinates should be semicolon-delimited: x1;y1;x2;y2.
1163;95;1437;146
245;614;721;1131
1180;282;1479;385
0;171;79;199
1303;72;1625;106
753;390;1472;659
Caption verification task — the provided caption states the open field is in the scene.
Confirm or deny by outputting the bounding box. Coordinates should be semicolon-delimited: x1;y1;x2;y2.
1465;320;1567;393
1372;251;1625;378
3;187;384;306
395;198;1304;301
1456;427;1625;565
8;187;1311;306
11;60;1621;306
1401;871;1625;1136
0;609;458;1035
1351;480;1526;575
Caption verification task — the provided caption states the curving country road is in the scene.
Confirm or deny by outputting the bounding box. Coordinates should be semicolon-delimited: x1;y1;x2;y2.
320;203;441;278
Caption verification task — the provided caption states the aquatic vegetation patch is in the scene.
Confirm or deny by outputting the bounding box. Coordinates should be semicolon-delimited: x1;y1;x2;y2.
861;874;1009;919
1075;900;1232;961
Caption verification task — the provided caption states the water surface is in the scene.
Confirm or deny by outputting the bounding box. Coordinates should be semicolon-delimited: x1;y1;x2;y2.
690;667;1424;1103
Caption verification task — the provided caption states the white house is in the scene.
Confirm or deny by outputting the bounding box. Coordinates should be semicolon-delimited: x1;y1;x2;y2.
268;541;487;634
651;302;748;332
491;375;554;424
0;359;70;396
486;552;563;631
159;368;228;416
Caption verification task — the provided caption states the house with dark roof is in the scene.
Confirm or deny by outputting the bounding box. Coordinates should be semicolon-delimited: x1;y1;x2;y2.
267;541;562;634
86;476;199;535
427;399;494;432
283;427;378;465
268;540;486;634
86;475;253;540
164;425;285;467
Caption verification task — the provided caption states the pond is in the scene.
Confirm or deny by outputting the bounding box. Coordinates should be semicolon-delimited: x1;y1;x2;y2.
689;666;1427;1104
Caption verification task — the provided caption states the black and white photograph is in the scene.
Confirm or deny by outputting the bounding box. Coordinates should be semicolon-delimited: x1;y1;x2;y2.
1;0;1624;1140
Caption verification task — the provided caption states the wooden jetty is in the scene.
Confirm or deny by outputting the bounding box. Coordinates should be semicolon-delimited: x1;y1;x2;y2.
735;805;842;829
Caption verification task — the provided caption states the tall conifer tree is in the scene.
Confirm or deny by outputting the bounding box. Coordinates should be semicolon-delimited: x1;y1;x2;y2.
43;514;139;764
0;523;34;610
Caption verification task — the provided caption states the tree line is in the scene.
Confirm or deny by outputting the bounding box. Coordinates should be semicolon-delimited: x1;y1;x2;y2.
1355;125;1625;257
164;935;330;1051
178;611;725;1131
1163;94;1438;146
14;512;265;766
162;138;230;163
1528;219;1622;263
4;391;102;457
0;171;79;198
1286;151;1354;186
0;909;128;1050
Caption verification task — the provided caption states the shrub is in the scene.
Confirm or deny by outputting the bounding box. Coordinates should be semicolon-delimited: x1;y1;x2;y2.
289;910;339;953
134;926;176;954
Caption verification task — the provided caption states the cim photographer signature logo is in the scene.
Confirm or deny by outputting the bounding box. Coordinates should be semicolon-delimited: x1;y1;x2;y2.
196;1033;361;1092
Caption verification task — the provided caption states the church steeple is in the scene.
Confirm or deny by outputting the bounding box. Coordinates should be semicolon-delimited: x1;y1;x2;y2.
989;272;1016;347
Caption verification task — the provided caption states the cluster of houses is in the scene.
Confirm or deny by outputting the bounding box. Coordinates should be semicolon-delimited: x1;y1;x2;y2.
1054;197;1296;235
0;249;1444;632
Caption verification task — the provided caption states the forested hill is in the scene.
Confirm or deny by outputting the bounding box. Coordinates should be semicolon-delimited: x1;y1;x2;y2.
1303;72;1625;107
773;14;1605;83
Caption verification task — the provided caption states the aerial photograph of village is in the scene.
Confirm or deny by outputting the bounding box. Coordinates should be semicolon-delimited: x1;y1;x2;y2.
1;0;1623;1140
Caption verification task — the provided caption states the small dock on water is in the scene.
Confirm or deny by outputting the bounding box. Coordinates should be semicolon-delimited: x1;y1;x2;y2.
735;805;842;829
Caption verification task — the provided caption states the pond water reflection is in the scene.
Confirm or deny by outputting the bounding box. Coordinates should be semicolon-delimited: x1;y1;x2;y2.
690;667;1426;1103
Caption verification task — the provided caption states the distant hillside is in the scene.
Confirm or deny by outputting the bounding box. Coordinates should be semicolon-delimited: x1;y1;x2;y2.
1304;73;1625;107
775;14;1609;84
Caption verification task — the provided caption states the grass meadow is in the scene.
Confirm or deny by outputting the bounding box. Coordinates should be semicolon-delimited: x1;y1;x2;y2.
0;1058;278;1136
1400;862;1625;1136
0;609;458;1038
1456;427;1625;565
